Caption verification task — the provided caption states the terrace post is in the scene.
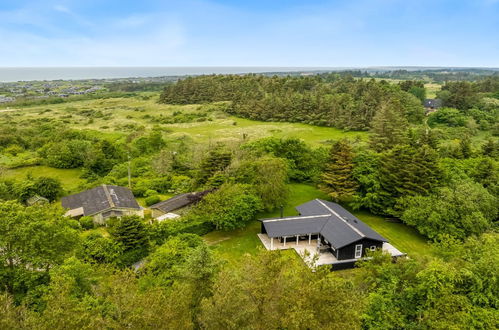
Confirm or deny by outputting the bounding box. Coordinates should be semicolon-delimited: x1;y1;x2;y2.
296;235;299;246
308;233;311;245
270;237;274;250
283;236;286;247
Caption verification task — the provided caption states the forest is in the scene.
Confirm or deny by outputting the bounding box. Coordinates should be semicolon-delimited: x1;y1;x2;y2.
0;72;498;329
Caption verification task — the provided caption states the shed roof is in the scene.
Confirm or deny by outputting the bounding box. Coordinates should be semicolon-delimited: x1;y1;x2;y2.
262;199;387;249
149;190;211;213
61;185;140;216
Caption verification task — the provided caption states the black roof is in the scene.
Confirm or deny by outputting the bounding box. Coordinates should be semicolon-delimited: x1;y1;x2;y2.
61;185;140;216
424;98;442;108
149;190;210;213
261;199;387;249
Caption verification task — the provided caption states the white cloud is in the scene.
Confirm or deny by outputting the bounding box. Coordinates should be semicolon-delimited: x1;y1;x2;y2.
53;5;71;14
0;20;187;66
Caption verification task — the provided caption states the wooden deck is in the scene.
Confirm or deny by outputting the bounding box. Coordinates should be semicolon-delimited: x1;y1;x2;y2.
257;233;406;269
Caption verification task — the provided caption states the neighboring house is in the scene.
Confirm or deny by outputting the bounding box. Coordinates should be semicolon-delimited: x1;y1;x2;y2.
61;184;143;224
149;190;211;221
258;199;405;270
424;98;442;115
26;195;49;206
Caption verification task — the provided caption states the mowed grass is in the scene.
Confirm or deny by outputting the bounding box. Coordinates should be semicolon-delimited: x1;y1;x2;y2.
2;165;85;193
425;83;441;99
1;94;367;146
352;210;435;259
204;184;435;264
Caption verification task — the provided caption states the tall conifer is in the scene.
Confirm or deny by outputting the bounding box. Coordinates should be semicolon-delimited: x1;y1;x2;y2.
369;101;409;152
320;140;358;202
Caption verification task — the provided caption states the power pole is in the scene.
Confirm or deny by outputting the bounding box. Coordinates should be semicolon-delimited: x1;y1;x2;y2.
127;151;131;189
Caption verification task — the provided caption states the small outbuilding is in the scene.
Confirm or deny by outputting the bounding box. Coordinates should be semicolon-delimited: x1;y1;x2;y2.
26;195;49;206
149;190;211;220
61;184;143;225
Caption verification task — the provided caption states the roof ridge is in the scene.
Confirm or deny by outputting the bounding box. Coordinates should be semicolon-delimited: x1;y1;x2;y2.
262;214;330;223
102;184;115;208
315;199;365;238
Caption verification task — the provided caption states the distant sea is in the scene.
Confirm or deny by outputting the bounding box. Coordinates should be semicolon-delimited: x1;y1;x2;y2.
0;67;340;82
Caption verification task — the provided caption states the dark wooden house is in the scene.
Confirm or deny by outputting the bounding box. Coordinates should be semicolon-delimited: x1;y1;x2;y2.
424;98;442;114
260;199;388;261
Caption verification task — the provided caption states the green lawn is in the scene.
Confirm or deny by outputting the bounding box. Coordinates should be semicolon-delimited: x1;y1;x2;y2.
2;165;85;193
424;83;442;99
204;183;435;263
351;210;435;259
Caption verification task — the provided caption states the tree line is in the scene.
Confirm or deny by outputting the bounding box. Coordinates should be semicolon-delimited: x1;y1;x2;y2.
159;74;425;130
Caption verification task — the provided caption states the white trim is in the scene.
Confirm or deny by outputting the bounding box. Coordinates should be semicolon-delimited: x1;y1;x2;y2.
262;214;330;223
355;244;363;258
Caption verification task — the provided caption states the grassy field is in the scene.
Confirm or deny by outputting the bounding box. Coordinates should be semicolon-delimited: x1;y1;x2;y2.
424;83;441;99
204;184;435;264
2;165;85;193
0;94;367;146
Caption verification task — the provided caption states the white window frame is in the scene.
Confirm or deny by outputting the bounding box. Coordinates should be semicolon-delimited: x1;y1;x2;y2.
355;244;362;258
370;245;376;251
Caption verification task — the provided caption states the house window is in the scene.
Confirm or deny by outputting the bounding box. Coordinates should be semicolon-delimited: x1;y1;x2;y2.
370;246;376;251
355;244;362;258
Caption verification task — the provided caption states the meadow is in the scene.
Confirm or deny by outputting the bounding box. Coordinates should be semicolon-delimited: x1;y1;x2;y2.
1;94;366;146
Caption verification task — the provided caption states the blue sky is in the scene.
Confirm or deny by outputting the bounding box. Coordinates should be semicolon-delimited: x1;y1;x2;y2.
0;0;498;67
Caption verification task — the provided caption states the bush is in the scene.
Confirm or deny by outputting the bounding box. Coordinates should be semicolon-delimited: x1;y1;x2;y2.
149;217;215;246
144;189;158;197
4;144;24;156
145;195;161;206
428;107;467;127
79;216;95;230
399;181;498;240
193;183;263;231
67;219;82;230
79;233;123;264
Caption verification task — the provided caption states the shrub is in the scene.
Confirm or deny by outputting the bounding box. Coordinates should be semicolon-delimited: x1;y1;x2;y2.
144;189;158;197
67;219;82;230
145;195;161;206
193;183;263;231
79;216;95;230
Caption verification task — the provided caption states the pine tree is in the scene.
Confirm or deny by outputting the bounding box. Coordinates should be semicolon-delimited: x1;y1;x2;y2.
320;140;358;202
109;215;149;252
369;101;409;152
197;145;232;184
459;136;472;158
482;138;498;158
377;145;441;214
